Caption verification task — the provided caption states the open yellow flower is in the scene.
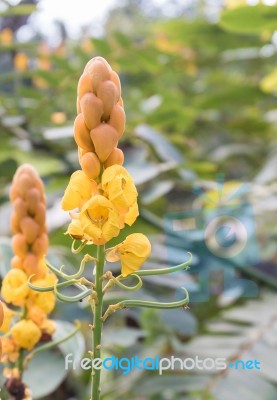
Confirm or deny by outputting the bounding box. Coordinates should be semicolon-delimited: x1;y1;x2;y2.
61;170;98;211
79;195;120;245
102;165;138;226
11;320;41;350
27;286;56;314
0;304;15;333
106;233;151;277
1;269;29;306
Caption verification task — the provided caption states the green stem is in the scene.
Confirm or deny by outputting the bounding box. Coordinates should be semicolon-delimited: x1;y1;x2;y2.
91;244;105;400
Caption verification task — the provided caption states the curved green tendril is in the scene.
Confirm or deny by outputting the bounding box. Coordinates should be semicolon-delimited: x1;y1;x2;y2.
45;259;69;278
59;254;94;280
135;253;192;277
118;287;189;309
103;274;143;293
24;321;81;367
28;275;78;292
102;287;189;321
44;253;93;285
54;282;92;303
71;239;88;254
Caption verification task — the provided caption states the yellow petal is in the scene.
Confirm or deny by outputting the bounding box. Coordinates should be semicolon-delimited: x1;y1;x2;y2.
110;233;151;277
66;219;85;240
106;247;120;262
122;233;151;257
61;170;98;210
124;201;139;226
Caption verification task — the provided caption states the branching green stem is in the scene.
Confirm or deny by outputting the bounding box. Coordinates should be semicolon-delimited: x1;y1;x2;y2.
101;287;189;322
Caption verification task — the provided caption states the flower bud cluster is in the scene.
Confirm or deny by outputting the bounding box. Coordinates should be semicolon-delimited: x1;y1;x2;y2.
1;165;56;373
62;57;151;276
75;56;125;179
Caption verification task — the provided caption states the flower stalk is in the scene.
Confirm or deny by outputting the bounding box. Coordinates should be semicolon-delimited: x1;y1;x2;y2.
33;56;192;399
91;245;105;400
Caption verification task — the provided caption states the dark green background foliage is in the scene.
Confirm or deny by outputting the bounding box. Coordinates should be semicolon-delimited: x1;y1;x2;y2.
0;1;277;399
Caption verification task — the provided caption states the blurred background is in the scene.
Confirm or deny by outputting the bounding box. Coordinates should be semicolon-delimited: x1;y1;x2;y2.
0;0;277;399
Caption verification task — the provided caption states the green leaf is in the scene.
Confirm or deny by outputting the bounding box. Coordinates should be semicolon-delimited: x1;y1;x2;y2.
0;4;36;16
141;180;174;204
220;5;277;34
24;350;67;399
134;375;210;396
53;320;86;370
135;124;183;163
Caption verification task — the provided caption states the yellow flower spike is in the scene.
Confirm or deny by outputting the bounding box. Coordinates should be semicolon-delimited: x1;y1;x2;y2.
1;337;20;363
1;269;30;307
11;320;41;351
80;195;120;245
0;303;15;333
106;233;151;277
61;170;98;211
102;165;138;226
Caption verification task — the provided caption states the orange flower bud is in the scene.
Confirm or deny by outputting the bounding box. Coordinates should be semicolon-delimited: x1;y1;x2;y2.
10;213;20;234
17;174;33;198
110;71;121;97
74;113;94;151
78;147;88;164
80;152;101;179
80;92;104;130
85;58;111;93
13;198;28;220
90;124;118;162
97;80;119;120
77;72;93;98
20;217;40;244
32;233;48;257
23;253;39;276
12;234;27;258
104;148;124;168
118;97;124;107
25;188;41;215
34;203;46;226
76;97;81;113
9;185;19;202
109;105;126;138
11;256;23;270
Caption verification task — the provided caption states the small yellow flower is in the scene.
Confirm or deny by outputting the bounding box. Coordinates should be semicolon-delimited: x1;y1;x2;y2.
27;305;46;327
106;233;151;277
102;165;138;226
1;337;20;363
1;269;29;306
61;170;98;211
11;320;41;350
27;287;56;314
0;303;15;333
79;195;120;245
41;319;56;335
